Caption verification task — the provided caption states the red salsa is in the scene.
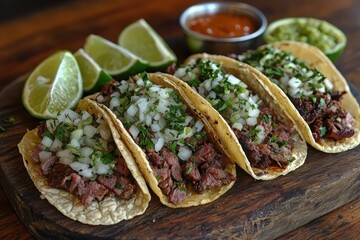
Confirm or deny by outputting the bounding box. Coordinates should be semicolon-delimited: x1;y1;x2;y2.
187;13;257;38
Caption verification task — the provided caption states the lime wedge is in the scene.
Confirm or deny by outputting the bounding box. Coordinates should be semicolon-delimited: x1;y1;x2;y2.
118;19;177;70
74;48;113;93
84;34;148;79
22;51;83;119
264;17;347;62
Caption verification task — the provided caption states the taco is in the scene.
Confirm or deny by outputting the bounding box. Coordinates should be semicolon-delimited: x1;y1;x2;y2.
234;41;360;153
174;54;307;180
18;98;150;225
91;72;236;208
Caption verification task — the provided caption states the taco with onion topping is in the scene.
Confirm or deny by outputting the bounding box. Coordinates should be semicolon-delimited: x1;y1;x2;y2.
174;54;307;180
91;72;236;208
233;41;360;153
18;98;151;225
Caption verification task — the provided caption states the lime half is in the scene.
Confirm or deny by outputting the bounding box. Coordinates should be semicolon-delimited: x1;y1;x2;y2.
84;34;148;79
22;51;83;119
118;19;177;70
264;17;347;62
74;48;113;93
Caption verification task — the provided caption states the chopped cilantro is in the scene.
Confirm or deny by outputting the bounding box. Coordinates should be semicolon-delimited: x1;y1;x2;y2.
247;128;260;138
318;98;325;107
54;125;70;142
185;166;192;175
320;126;327;137
278;141;288;148
155;175;162;181
270;135;277;142
170;141;177;153
115;183;124;189
43;131;53;140
194;131;206;140
309;95;317;103
101;152;115;165
288;157;296;163
261;114;272;123
188;78;201;87
177;186;187;191
0;125;5;132
3;116;15;123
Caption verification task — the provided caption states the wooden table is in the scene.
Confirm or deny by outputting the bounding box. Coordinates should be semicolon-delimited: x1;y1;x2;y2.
0;0;359;239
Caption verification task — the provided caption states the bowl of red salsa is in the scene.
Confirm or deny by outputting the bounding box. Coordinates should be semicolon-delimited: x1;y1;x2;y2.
180;2;267;55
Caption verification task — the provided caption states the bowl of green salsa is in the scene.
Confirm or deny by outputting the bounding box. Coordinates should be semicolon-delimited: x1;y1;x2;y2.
264;17;346;62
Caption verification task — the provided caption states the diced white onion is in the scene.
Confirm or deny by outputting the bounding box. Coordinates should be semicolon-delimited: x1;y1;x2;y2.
78;157;91;164
248;108;260;117
69;138;81;149
81;111;92;122
129;125;140;139
80;147;94;157
84;125;97;138
324;78;333;90
127;104;138;116
57;109;80;123
49;138;63;152
46;119;58;134
79;168;93;178
288;77;302;89
96;94;105;103
246;117;257;126
178;146;192;161
110;97;121;109
233;122;243;131
226;74;240;85
41;136;53;148
71;129;84;140
136;78;144;86
194;120;204;132
39;151;52;162
174;68;186;78
154;137;165;152
70;161;89;172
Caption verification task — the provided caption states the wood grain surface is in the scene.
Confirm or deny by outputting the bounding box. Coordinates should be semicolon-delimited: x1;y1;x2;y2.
1;0;360;239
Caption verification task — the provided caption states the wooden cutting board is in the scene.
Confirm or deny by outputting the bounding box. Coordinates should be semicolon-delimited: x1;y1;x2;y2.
0;76;360;239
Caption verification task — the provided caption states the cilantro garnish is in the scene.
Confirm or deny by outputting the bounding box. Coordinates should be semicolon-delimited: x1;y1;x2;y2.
261;114;272;123
194;131;206;140
3;116;15;123
170;141;177;153
0;125;5;132
115;183;124;189
247;128;260;138
101;152;115;165
43;131;53;140
320;126;327;137
185;166;192;175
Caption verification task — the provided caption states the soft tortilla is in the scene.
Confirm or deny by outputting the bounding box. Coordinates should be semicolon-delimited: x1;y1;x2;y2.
90;73;237;208
261;41;360;153
181;54;308;180
18;98;151;225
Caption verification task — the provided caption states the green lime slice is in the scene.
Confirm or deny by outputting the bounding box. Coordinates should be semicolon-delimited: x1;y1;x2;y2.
22;51;83;119
264;17;347;62
84;34;148;79
74;48;113;93
118;19;177;70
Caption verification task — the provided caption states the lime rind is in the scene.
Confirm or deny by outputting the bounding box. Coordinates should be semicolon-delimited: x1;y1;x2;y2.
22;51;83;119
74;48;113;93
118;19;177;70
84;34;148;79
264;17;346;62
